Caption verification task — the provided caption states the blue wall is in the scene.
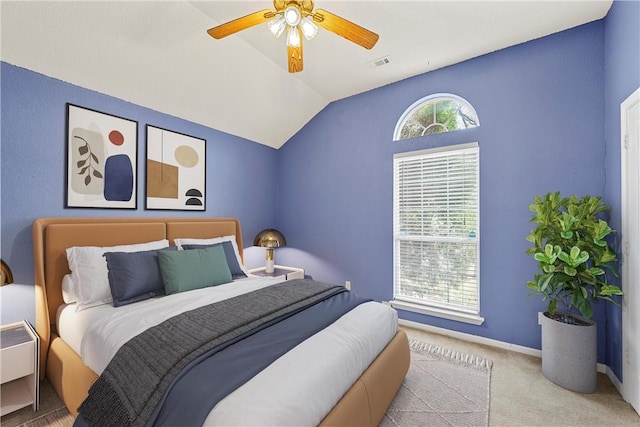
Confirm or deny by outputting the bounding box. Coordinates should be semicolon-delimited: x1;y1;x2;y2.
277;21;611;361
0;63;278;324
604;0;640;381
1;2;637;371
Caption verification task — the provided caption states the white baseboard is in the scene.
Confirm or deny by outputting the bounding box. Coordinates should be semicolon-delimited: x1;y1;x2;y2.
399;319;616;381
399;319;542;357
606;365;623;393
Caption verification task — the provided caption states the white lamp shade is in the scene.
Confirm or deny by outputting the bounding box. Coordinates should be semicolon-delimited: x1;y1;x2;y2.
268;14;286;38
286;26;301;47
300;17;318;40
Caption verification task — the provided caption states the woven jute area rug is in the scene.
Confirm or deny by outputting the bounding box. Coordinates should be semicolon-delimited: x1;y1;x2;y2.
381;339;493;427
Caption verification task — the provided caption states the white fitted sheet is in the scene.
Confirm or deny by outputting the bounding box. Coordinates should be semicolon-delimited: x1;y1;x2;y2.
57;275;285;373
57;277;398;425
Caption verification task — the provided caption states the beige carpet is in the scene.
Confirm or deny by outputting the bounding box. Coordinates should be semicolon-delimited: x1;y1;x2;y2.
403;326;640;426
381;339;492;427
21;407;74;427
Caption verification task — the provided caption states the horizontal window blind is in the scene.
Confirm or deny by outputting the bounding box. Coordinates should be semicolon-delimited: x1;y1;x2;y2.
393;143;479;313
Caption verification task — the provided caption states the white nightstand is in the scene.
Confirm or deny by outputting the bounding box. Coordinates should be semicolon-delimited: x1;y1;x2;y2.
249;265;305;280
1;320;39;416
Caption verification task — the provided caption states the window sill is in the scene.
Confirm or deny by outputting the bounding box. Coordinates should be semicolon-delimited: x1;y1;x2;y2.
390;300;485;325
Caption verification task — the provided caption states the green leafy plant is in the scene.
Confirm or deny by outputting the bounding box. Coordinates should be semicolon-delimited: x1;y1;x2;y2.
526;192;622;323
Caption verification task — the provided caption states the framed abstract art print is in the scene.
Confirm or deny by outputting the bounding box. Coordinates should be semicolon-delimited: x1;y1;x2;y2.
66;104;138;209
145;125;206;211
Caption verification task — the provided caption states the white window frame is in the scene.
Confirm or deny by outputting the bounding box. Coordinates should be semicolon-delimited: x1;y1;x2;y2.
392;142;484;325
393;93;480;141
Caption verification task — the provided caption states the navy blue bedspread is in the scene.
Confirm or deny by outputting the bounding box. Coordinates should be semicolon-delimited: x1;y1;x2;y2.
74;286;368;427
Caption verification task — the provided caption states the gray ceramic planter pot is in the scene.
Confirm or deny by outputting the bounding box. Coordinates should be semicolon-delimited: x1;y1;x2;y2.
540;312;597;393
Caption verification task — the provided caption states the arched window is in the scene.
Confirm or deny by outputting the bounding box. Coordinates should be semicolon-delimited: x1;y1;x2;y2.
391;93;482;325
393;94;479;141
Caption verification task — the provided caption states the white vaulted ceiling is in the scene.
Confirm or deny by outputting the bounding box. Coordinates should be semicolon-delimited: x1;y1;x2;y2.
1;1;612;149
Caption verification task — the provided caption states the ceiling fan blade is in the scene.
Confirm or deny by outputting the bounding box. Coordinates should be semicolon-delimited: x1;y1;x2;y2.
207;9;274;39
312;9;379;50
288;28;303;73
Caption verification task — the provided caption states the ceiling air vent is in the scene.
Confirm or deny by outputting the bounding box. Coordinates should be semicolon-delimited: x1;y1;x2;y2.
368;56;391;68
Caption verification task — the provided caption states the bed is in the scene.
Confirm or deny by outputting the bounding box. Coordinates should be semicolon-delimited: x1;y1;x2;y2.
32;217;410;426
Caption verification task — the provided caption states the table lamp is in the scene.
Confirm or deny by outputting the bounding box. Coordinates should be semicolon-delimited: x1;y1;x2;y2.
253;228;286;274
1;259;13;285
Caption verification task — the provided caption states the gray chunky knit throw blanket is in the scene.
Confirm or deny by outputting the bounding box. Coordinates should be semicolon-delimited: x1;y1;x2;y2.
78;279;345;427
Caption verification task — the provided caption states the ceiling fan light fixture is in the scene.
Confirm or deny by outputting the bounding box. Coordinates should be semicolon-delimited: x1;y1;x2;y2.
207;2;380;74
284;5;301;27
268;14;287;38
300;17;318;40
286;25;301;47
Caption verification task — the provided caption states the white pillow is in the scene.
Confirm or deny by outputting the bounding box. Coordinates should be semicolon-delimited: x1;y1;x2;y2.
173;235;249;276
61;274;76;304
66;239;169;311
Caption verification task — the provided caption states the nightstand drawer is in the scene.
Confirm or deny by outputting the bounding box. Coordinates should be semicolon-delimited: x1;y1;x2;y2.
1;341;35;384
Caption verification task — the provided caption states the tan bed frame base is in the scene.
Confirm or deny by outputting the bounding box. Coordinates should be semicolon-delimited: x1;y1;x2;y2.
33;217;410;426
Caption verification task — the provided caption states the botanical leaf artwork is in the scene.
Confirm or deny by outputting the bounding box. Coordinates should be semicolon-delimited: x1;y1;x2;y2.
74;135;103;186
69;127;105;196
66;104;137;209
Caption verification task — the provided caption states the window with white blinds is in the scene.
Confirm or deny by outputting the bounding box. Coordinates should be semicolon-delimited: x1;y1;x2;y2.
393;142;482;324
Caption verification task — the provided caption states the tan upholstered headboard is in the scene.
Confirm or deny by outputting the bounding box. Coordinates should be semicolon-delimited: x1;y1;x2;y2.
32;217;243;378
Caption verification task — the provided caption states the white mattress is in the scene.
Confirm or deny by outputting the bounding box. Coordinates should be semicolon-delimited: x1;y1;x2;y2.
57;276;398;425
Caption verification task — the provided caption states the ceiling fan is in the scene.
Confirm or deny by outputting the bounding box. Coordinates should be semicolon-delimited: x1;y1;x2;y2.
207;0;379;73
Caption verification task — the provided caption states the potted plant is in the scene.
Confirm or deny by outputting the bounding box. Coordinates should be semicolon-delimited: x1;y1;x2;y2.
526;192;623;393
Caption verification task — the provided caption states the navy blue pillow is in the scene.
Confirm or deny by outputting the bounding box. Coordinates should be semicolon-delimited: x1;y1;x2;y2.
104;247;177;307
181;241;247;278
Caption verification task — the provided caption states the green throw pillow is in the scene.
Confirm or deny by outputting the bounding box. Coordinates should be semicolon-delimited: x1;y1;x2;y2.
158;245;232;295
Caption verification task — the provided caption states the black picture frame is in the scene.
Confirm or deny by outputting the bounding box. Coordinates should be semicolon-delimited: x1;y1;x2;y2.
65;103;138;209
145;125;206;211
